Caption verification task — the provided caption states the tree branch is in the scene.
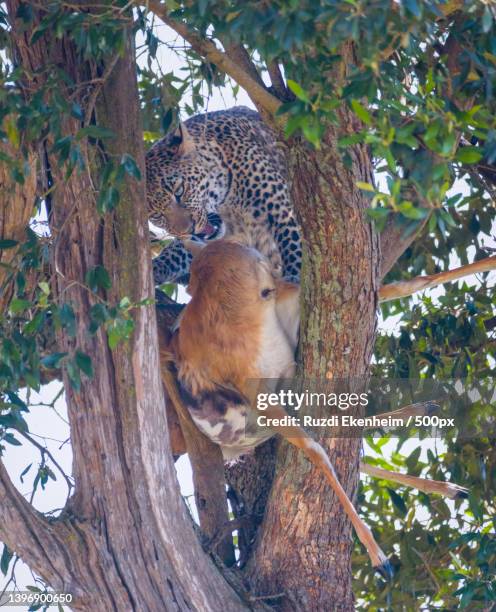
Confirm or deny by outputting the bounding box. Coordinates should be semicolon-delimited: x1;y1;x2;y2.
141;0;462;125
0;461;75;593
17;430;74;495
267;61;288;100
141;1;282;121
378;255;496;302
221;41;266;89
379;216;429;279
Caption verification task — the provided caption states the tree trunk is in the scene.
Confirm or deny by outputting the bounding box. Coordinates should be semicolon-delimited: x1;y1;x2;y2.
1;4;249;610
0;141;36;312
247;111;379;610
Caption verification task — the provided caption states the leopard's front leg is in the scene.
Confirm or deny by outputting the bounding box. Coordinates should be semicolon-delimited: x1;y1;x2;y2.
153;239;192;285
273;215;303;283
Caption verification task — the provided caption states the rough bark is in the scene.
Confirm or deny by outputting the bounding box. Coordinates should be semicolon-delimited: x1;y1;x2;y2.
225;439;278;568
1;4;249;610
0;142;37;312
246;105;380;610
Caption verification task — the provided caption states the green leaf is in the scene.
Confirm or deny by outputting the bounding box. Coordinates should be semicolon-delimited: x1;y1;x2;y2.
405;0;421;18
6;392;28;411
0;412;28;432
405;446;421;470
158;283;176;298
66;359;81;391
3;432;22;446
120;154;142;180
339;133;363;147
459;588;475;609
284;115;304;138
482;5;493;33
71;102;84;120
387;487;408;516
9;298;31;314
119;296;131;309
24;312;45;335
16;2;34;22
41;352;67;369
59;303;76;337
161;108;174;133
107;317;135;349
0;545;13;576
97;186;120;214
20;462;32;483
456;147;483;164
85;265;112;292
356;181;375;192
76;125;114;140
286;79;310;103
24;371;40;392
89;303;110;333
5;116;19;148
398;201;428;220
0;239;18;249
38;281;50;295
75;350;93;378
350;99;372;125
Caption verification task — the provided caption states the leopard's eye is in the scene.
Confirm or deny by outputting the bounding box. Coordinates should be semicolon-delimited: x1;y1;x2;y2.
261;287;274;299
174;183;185;199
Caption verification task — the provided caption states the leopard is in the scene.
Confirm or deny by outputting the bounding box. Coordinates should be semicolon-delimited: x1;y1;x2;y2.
146;107;302;285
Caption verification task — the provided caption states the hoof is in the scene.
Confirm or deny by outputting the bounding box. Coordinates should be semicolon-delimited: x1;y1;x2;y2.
374;559;394;581
454;488;469;500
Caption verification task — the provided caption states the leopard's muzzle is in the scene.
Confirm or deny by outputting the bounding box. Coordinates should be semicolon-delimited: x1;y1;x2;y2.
194;213;225;241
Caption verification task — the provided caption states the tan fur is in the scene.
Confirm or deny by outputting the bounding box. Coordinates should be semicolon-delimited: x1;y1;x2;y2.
176;122;196;156
174;241;273;394
165;199;195;236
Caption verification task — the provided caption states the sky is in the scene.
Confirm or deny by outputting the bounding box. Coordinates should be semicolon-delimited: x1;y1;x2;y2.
1;21;495;611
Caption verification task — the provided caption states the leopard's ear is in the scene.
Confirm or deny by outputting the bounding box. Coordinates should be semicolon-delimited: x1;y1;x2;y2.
173;122;196;156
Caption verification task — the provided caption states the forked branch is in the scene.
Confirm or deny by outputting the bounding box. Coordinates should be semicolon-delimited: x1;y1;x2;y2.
0;461;73;591
141;1;282;120
221;41;265;89
378;256;496;302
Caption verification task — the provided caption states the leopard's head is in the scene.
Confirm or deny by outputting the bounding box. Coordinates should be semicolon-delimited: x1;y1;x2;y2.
146;123;229;240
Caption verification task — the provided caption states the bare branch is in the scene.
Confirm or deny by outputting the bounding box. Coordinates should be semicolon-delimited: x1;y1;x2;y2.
17;430;74;495
370;401;438;424
0;461;72;591
141;1;282;121
379;216;429;279
83;52;120;127
267;61;288;100
221;41;266;89
379;256;496;302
